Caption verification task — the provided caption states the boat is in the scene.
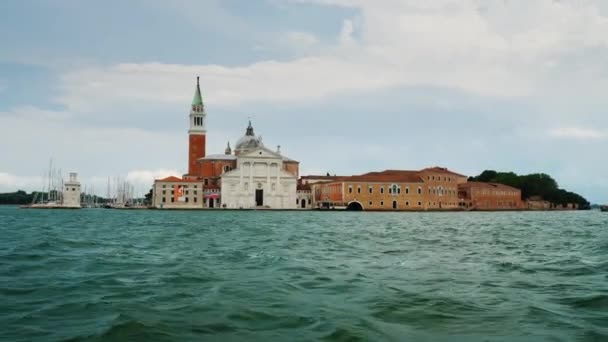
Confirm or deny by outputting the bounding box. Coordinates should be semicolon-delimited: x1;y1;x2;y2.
601;205;608;212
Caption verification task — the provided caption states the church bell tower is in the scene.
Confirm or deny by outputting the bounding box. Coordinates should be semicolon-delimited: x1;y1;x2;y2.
188;76;206;176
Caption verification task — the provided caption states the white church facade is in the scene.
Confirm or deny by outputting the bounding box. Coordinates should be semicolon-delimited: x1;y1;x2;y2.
152;77;301;210
220;147;297;209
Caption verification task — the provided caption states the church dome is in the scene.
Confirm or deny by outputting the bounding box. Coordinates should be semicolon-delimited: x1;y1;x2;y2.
235;121;264;154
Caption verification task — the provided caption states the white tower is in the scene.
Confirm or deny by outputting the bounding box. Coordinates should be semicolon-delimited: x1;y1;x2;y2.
63;173;81;208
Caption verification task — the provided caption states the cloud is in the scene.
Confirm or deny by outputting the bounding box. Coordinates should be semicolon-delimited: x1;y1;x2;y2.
0;172;45;193
0;169;180;196
549;127;606;140
125;169;181;187
53;0;608;113
0;106;71;121
284;31;320;47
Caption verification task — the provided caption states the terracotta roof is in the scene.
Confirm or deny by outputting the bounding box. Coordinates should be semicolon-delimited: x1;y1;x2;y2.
420;167;467;177
297;183;311;191
459;181;520;191
301;175;341;179
155;176;202;183
346;174;424;183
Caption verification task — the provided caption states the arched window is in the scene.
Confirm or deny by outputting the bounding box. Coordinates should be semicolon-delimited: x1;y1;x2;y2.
392;184;398;194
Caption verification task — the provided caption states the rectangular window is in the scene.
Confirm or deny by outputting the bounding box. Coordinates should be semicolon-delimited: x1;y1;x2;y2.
162;197;166;203
418;187;422;195
388;187;392;194
194;197;197;203
418;201;422;206
171;198;175;203
406;201;409;206
406;187;409;194
380;187;384;194
369;186;373;194
349;186;353;194
369;201;373;206
185;197;189;203
162;190;166;195
357;186;361;194
204;179;209;186
186;190;189;195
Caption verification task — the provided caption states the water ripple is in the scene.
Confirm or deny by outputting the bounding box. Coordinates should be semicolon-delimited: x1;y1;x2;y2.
1;207;607;341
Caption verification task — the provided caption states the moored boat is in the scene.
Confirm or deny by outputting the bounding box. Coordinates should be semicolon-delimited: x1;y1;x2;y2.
601;205;608;212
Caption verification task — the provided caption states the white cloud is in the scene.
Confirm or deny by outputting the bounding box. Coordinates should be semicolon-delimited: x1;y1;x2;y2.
284;31;320;47
0;169;180;197
54;0;608;113
549;127;606;140
125;169;181;187
0;106;71;121
0;172;45;192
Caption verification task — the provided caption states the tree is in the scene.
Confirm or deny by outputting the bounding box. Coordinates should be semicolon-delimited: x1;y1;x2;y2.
470;170;589;209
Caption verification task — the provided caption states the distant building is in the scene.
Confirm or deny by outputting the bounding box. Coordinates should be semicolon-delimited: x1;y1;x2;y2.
310;167;467;211
62;173;81;208
152;176;204;209
152;78;299;209
296;182;312;209
458;182;523;210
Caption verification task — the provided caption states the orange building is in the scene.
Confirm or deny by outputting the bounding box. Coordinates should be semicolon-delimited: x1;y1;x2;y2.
311;167;467;211
458;182;523;210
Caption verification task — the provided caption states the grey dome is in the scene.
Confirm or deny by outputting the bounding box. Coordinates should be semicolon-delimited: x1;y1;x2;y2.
235;121;264;153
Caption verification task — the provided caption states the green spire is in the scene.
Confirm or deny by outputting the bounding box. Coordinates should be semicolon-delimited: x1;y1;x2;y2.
192;76;203;106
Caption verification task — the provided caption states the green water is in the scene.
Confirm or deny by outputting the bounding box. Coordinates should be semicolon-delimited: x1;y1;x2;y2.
1;206;607;341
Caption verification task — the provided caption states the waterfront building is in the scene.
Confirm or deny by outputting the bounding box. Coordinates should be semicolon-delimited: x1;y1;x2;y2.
62;173;81;208
458;182;523;210
219;143;298;209
310;168;467;211
152;176;204;209
152;78;299;209
296;183;312;209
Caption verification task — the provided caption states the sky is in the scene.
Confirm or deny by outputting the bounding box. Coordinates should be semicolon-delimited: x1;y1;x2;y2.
1;0;607;202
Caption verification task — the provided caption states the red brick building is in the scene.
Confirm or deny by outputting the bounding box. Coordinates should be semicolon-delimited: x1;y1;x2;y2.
458;182;523;210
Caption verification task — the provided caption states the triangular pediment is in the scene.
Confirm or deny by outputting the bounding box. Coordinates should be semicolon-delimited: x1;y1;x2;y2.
239;146;283;159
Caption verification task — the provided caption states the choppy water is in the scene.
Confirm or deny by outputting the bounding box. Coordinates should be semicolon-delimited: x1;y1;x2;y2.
1;206;608;341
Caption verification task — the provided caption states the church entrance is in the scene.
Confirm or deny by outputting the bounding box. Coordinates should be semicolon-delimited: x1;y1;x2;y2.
255;189;264;206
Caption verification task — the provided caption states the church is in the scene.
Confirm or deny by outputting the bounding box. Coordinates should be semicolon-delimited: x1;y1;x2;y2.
152;77;299;209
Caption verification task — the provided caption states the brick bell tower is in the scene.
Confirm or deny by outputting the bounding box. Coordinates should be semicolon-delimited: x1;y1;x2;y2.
188;76;206;176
